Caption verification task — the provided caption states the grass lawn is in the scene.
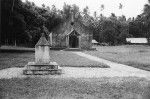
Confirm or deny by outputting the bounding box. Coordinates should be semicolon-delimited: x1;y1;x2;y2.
0;51;109;70
50;51;109;68
0;52;35;70
0;46;150;99
85;45;150;71
0;77;150;99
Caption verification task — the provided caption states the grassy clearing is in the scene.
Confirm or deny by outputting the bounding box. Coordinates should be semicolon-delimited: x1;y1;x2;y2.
50;51;109;68
0;52;34;70
0;77;150;99
85;45;150;71
0;51;109;70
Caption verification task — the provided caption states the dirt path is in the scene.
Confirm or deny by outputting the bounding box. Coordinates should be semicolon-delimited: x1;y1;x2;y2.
0;52;150;79
73;52;150;79
0;67;25;79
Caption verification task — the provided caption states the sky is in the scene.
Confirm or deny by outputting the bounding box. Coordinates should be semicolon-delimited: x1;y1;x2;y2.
22;0;148;18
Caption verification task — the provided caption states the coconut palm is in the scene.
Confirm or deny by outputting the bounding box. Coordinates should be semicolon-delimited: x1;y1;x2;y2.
100;4;104;11
119;3;123;15
143;0;150;17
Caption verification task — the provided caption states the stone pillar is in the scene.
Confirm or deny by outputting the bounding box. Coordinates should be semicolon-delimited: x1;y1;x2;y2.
35;33;50;64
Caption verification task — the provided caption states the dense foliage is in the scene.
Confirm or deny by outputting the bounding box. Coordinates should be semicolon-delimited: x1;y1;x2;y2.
1;0;150;47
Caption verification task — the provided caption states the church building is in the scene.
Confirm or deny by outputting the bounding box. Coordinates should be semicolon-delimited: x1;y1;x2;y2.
50;12;93;50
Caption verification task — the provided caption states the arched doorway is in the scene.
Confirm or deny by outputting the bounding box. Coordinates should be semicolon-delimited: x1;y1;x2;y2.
69;31;79;48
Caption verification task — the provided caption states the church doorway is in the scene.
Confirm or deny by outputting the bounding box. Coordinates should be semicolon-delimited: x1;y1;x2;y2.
69;31;79;48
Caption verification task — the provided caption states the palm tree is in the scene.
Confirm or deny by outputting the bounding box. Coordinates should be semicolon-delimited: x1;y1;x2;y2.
100;4;104;11
119;3;123;15
143;1;150;17
11;0;17;46
0;0;1;47
99;4;105;42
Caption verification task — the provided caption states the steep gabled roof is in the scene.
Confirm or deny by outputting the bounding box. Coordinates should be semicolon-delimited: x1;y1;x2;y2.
35;33;50;46
66;28;81;36
50;16;93;37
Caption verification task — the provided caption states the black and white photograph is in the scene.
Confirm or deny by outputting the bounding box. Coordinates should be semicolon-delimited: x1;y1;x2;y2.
0;0;150;99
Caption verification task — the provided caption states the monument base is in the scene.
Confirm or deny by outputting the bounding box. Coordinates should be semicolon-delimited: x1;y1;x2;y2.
23;62;62;75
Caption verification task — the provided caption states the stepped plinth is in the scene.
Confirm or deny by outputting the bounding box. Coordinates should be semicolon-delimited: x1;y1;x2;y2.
23;33;62;75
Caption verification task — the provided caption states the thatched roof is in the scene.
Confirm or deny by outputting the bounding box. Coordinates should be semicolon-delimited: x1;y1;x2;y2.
126;38;148;43
66;27;81;36
51;16;92;37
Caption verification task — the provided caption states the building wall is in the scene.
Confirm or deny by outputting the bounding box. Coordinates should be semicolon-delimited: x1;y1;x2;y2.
51;34;66;47
51;34;92;49
80;34;92;49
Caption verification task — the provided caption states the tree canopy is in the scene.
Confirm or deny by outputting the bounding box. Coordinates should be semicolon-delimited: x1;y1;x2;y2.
1;0;150;47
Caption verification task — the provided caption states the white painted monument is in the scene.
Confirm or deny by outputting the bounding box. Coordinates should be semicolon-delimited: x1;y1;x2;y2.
23;33;61;75
35;33;50;63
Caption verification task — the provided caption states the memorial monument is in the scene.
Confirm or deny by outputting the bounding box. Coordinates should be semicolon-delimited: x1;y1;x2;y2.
23;33;62;75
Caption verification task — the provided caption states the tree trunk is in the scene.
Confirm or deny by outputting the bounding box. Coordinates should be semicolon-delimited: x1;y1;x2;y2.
0;0;1;47
14;32;17;46
147;37;150;45
15;39;17;46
